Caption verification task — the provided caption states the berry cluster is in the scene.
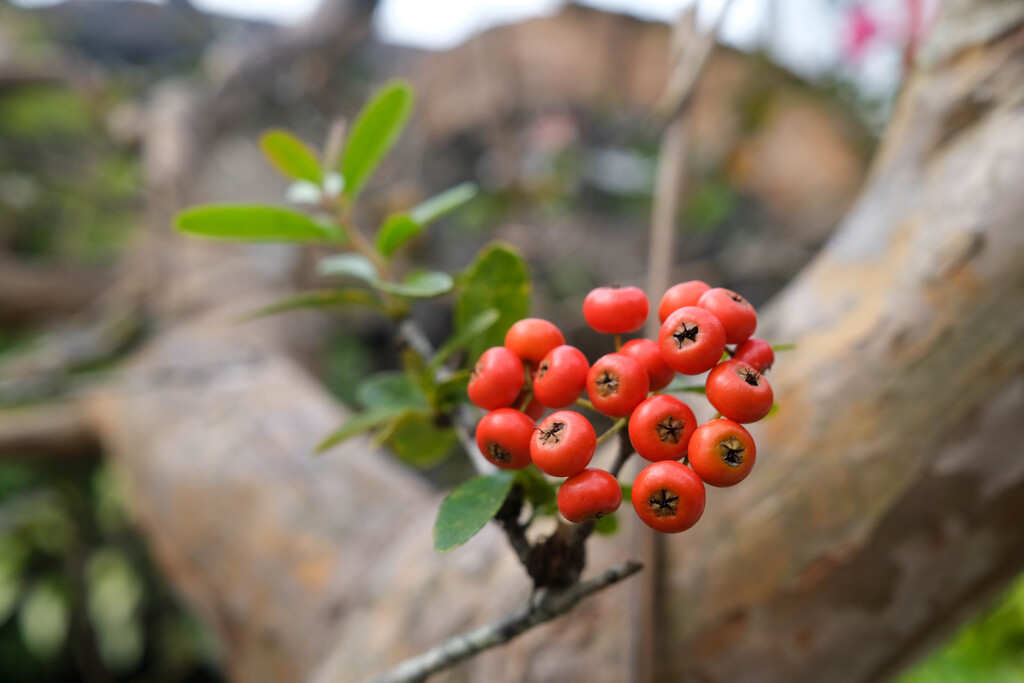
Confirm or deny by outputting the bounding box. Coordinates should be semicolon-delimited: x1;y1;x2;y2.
468;281;776;534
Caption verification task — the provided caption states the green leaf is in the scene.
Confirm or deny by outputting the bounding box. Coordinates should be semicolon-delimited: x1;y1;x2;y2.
342;79;415;200
316;407;407;453
376;214;421;257
19;581;69;660
259;129;322;183
175;204;337;242
409;182;478;225
771;342;796;352
593;513;619;535
356;372;428;410
373;270;453;298
434;472;516;553
456;242;531;363
319;255;452;299
434;372;470;404
429;309;500;372
237;289;384;321
385;413;458;467
317;253;378;281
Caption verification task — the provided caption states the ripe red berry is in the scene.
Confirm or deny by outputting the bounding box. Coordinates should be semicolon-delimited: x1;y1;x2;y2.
619;338;675;391
467;347;524;410
533;345;589;409
658;280;711;323
585;353;650;418
530;411;597;477
697;288;757;345
733;336;774;373
627;394;697;462
705;359;773;423
688;419;756;487
631;460;705;533
657;306;727;375
557;469;622;523
475;408;535;470
504;318;565;365
582;286;649;334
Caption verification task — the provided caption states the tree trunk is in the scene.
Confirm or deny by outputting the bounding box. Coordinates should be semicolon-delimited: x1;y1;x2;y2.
83;0;1024;681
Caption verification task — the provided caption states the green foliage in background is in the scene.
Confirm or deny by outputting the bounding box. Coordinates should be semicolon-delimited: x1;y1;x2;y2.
900;576;1024;683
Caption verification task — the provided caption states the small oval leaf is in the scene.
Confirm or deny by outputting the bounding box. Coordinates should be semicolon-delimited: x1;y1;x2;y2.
374;270;453;298
385;413;458;468
356;372;428;410
456;242;531;363
316;407;408;454
342;80;415;200
429;308;500;371
434;472;516;553
409;182;478;225
376;214;421;257
317;253;378;282
175;204;334;242
237;289;384;321
260;129;322;183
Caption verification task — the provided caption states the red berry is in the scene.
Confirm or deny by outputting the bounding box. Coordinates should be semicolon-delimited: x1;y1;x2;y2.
467;347;525;410
533;345;589;409
530;411;597;477
688;419;756;487
475;408;535;470
505;318;565;365
697;288;757;345
733;337;774;373
657;306;727;375
705;359;773;423
627;394;697;462
582;286;649;334
619;338;675;391
631;460;705;533
658;280;711;323
557;469;622;523
585;353;649;418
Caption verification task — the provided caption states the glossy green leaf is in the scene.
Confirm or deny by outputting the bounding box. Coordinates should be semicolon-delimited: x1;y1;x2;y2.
373;270;453;298
385;413;458;468
316;407;407;453
237;289;384;321
356;372;428;410
376;214;421;257
593;513;620;535
317;253;378;281
175;204;337;242
409;182;478;225
429;309;500;372
456;242;531;363
342;79;415;200
259;129;321;183
434;471;516;553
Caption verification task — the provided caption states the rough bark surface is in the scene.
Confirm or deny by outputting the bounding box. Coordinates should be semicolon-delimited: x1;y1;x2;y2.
661;3;1024;680
81;0;1024;682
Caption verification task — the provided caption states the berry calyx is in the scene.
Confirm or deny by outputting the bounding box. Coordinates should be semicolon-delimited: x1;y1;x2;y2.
532;344;589;409
688;419;756;487
658;280;711;323
657;306;727;375
557;469;622;523
582;286;649;334
585;353;650;418
627;394;697;462
619;338;676;391
631;460;705;533
733;336;774;373
475;408;535;470
697;287;757;345
505;318;566;365
705;359;773;423
530;411;597;477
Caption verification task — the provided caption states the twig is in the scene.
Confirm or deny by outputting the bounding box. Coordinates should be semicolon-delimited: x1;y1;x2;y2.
0;402;99;460
367;559;643;683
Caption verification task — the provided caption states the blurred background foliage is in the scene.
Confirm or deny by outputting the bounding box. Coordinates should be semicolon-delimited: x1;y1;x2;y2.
0;0;1020;680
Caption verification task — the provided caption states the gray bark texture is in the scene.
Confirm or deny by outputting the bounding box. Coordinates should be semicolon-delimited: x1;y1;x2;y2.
82;0;1024;681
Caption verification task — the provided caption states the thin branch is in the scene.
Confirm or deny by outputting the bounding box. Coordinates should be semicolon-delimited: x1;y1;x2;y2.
367;559;644;683
0;402;99;460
